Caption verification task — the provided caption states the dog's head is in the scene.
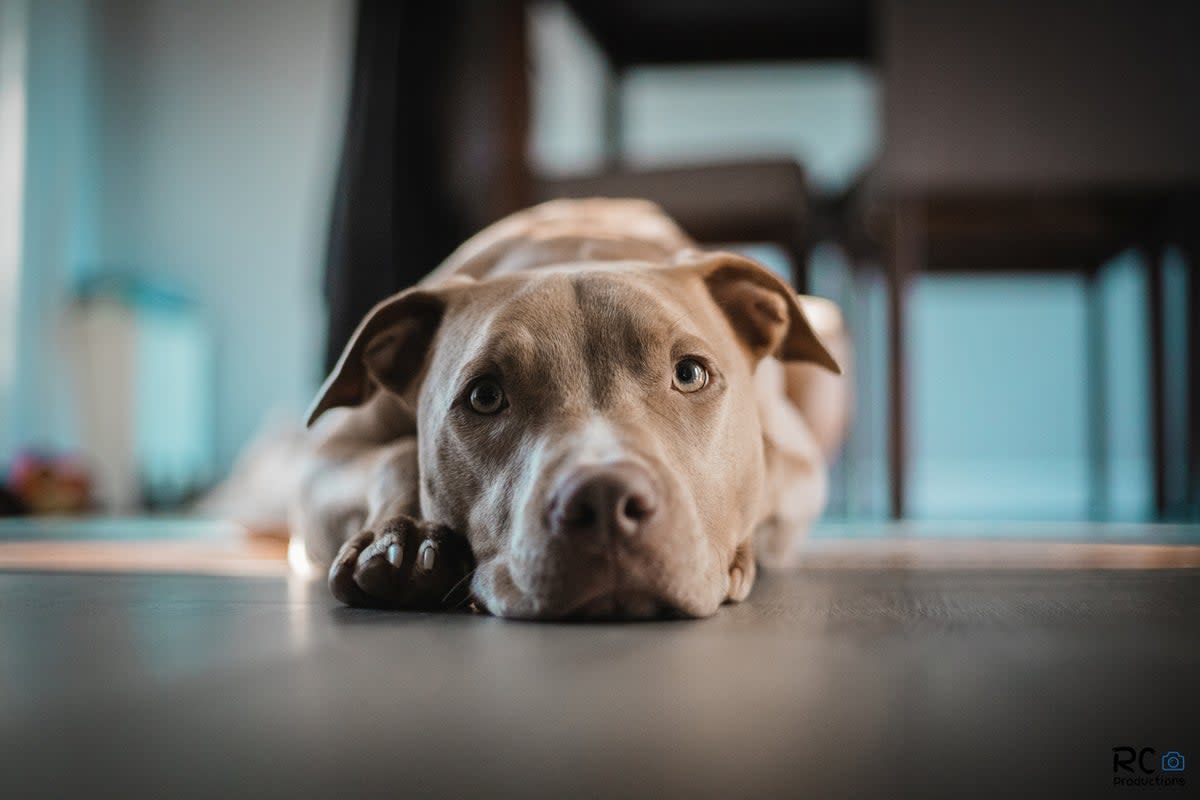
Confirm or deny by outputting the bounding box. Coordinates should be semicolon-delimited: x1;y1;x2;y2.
309;253;838;619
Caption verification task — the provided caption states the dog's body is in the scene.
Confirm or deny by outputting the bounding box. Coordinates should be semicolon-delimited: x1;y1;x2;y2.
291;199;850;619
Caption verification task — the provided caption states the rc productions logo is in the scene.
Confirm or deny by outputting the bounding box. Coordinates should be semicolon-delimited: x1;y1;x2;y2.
1113;747;1187;788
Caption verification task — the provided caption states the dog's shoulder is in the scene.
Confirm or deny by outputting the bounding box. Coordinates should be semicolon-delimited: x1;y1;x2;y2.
425;198;695;284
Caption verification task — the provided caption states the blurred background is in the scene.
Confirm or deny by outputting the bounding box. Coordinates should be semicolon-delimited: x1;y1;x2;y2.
1;0;1197;527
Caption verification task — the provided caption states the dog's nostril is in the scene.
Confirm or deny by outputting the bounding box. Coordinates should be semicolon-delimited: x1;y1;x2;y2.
620;493;654;522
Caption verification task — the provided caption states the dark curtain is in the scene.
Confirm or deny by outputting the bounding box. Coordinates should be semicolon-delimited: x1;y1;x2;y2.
323;0;529;371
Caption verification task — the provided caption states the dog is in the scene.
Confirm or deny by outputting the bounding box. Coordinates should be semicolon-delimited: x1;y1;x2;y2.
290;199;850;619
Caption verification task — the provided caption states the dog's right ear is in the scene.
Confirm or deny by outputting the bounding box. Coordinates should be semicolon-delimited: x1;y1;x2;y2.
306;288;446;427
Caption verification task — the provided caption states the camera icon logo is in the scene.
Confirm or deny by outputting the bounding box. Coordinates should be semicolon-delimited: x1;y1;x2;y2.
1161;751;1186;772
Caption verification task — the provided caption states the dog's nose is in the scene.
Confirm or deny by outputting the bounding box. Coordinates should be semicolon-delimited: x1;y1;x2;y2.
549;463;658;540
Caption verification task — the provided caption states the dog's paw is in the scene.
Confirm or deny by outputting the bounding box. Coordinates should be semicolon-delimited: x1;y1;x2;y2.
328;516;475;610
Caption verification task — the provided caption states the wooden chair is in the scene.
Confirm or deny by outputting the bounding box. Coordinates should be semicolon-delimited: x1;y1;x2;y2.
861;0;1200;518
548;0;873;293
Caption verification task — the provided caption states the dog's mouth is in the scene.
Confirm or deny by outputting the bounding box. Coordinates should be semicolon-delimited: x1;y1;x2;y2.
475;489;720;621
560;590;689;621
544;539;697;620
555;557;693;620
483;549;694;620
473;553;712;620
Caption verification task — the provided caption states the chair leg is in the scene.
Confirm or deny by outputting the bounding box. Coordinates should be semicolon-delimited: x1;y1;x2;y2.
1143;244;1168;518
1170;197;1200;520
786;230;812;295
601;64;623;167
1084;270;1108;520
886;200;921;519
1187;246;1200;519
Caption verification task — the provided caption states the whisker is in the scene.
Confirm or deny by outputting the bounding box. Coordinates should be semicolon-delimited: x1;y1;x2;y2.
442;566;478;605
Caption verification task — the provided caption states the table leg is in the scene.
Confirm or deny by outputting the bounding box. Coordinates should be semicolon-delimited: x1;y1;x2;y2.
886;200;921;519
1085;269;1109;520
1144;244;1168;517
1187;243;1200;519
601;64;624;167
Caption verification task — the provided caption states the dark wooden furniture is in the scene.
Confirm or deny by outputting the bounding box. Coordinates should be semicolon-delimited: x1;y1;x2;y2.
868;0;1200;519
544;1;874;294
1168;195;1200;519
852;187;1199;519
565;0;872;163
565;0;873;67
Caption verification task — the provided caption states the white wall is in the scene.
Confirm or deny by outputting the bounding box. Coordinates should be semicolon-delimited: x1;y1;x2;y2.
5;0;352;474
4;0;95;458
0;0;29;459
87;0;352;469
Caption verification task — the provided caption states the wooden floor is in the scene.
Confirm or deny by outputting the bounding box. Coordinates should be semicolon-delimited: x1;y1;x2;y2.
2;517;1200;573
1;520;1198;799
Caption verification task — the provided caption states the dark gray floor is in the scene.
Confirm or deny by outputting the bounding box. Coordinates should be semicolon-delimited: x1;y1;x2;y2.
1;568;1197;799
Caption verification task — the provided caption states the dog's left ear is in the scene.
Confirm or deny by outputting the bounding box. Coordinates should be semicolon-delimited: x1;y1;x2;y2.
305;287;448;427
685;253;841;373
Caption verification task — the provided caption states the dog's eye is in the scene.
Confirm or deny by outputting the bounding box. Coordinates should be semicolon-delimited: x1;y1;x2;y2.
468;378;506;414
672;358;708;393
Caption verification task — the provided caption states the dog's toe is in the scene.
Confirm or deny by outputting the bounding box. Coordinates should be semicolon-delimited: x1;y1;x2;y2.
329;516;474;610
402;525;475;608
353;528;410;603
328;529;377;607
725;544;756;604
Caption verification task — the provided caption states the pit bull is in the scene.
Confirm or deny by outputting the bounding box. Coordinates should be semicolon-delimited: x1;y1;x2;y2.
291;198;849;619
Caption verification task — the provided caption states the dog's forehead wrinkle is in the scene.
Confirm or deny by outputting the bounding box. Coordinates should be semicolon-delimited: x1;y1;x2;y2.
568;272;679;406
479;276;580;354
462;270;692;382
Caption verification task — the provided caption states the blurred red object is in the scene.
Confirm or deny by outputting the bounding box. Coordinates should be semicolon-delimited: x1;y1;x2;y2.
6;451;94;515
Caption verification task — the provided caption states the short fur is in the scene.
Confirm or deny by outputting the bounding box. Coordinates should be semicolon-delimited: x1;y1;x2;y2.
292;199;850;619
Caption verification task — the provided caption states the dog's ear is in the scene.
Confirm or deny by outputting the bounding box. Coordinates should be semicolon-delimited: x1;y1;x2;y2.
687;252;840;373
306;288;447;427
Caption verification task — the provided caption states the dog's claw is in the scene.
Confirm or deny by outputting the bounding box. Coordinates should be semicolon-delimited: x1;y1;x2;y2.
418;540;436;571
328;515;473;610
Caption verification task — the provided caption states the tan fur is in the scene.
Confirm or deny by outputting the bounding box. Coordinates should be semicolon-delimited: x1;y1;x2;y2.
292;199;850;618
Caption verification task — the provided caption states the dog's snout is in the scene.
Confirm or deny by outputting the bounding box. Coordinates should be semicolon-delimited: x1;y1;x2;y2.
550;463;658;540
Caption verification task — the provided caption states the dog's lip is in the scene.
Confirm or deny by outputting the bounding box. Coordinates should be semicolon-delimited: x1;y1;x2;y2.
558;584;687;620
